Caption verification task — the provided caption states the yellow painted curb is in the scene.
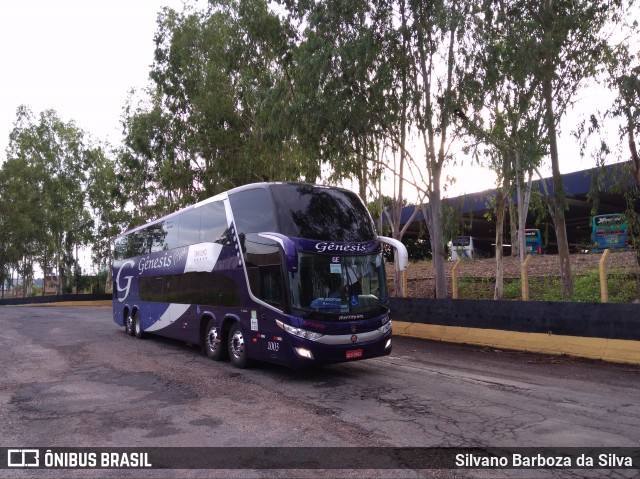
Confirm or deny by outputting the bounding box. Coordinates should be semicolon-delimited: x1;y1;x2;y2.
394;321;640;366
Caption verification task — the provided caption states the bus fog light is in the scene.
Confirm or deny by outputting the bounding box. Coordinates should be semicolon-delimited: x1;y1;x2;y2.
385;339;392;349
295;347;314;359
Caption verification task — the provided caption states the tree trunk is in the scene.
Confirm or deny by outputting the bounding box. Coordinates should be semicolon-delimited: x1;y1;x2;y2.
494;189;506;299
509;199;518;257
430;169;447;298
515;150;527;263
542;30;573;296
625;105;640;186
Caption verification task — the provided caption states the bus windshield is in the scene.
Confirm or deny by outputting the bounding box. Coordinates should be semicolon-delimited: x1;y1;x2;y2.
452;236;470;246
593;214;626;230
290;252;387;316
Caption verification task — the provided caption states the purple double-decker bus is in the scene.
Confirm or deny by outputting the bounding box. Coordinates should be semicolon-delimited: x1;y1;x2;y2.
112;183;408;368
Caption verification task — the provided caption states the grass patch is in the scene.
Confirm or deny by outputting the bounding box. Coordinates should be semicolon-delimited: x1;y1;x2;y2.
458;271;639;302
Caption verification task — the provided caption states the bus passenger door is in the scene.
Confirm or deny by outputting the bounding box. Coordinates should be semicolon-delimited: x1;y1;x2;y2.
257;306;283;362
241;234;287;362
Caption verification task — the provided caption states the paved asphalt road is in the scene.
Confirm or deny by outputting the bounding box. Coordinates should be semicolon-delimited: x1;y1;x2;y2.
1;306;639;478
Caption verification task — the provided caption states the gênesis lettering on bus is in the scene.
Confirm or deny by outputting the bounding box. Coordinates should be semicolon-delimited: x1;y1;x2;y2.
314;242;369;253
111;182;408;368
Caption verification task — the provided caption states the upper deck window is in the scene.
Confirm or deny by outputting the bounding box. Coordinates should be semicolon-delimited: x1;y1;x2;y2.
270;184;376;242
228;188;278;235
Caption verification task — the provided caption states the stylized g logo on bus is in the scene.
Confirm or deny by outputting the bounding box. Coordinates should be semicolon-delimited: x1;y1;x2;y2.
116;260;135;303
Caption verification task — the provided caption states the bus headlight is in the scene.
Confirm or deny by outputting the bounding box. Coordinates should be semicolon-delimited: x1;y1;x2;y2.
276;320;324;341
377;320;392;334
385;338;392;349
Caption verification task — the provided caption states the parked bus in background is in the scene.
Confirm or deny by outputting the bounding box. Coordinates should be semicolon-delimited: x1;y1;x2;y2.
112;183;408;369
524;229;543;255
591;213;628;253
448;236;493;260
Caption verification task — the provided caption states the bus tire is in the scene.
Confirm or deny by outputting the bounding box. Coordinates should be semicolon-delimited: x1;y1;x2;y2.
134;311;145;339
204;319;224;361
228;322;249;368
125;311;135;336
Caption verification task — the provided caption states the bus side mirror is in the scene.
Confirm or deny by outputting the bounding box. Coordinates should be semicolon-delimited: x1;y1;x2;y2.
378;236;408;271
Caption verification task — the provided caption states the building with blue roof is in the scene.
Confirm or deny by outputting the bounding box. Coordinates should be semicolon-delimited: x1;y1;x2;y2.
389;161;638;253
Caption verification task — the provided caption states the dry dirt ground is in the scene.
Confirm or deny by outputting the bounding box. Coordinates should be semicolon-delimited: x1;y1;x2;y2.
390;250;640;298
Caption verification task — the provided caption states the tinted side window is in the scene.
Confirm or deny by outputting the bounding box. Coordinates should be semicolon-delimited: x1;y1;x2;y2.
163;218;179;250
200;201;228;243
228;189;277;235
243;236;284;307
114;237;127;260
138;272;240;306
126;230;149;257
178;207;202;247
148;222;167;252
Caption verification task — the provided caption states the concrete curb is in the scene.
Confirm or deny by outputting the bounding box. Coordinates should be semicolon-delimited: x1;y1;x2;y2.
393;321;640;365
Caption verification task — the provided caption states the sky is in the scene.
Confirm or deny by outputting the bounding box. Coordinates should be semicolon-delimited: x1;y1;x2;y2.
0;1;196;155
0;0;626;203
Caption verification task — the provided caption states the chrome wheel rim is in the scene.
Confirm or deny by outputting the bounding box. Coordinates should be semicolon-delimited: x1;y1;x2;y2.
206;328;219;353
230;330;244;359
126;315;133;333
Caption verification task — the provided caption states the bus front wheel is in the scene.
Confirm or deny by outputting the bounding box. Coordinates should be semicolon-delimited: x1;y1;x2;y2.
205;319;225;361
228;322;248;368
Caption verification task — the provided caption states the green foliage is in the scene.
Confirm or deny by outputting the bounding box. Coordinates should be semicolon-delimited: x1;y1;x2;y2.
441;200;470;247
405;238;431;262
1;107;92;295
466;271;639;303
119;0;317;221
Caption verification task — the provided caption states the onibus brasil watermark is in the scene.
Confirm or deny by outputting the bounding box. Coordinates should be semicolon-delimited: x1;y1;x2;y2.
7;449;151;469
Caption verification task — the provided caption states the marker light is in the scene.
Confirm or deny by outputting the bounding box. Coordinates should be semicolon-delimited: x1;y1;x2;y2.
276;320;324;341
295;347;314;359
385;339;392;349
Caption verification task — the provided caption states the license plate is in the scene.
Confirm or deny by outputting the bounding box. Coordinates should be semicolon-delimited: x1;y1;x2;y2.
346;349;363;360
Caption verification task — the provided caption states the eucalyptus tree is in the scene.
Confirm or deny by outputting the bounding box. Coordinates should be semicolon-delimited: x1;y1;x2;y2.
0;167;16;297
395;0;477;298
603;38;640;185
531;0;626;299
119;92;174;223
119;0;308;220
85;144;128;283
283;0;402;199
6;106;90;293
285;0;477;298
0;155;43;296
579;13;639;250
455;0;549;298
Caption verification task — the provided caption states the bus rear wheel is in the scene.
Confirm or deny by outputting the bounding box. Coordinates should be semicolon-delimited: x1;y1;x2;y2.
134;311;145;339
228;322;248;368
125;312;135;336
205;319;225;361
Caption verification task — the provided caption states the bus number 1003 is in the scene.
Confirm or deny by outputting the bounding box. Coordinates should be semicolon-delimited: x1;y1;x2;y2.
267;341;280;352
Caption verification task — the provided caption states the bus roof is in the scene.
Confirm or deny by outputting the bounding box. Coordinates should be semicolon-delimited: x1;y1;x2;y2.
116;182;365;240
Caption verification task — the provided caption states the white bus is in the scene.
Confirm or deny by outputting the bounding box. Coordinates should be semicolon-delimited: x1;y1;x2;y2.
449;236;493;260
